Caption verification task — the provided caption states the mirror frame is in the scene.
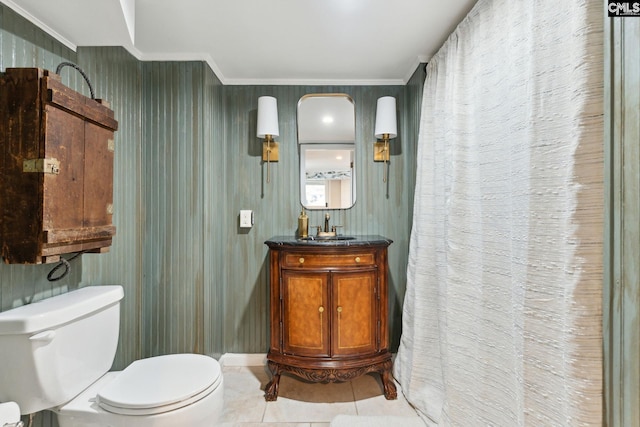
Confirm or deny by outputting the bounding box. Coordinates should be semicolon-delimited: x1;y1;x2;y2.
297;94;356;210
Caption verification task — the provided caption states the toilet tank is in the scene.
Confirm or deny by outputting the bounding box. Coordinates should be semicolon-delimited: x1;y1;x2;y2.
0;285;123;415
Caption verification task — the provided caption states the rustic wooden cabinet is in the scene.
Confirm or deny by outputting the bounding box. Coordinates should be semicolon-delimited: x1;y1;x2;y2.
264;236;397;401
0;68;118;264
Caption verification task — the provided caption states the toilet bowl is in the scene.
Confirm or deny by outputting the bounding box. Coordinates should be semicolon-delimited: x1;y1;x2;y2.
0;286;223;426
55;354;223;427
55;353;223;427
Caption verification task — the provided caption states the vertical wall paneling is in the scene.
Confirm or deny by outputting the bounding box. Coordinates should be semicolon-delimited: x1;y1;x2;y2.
77;46;143;369
141;62;209;357
605;16;640;427
203;65;225;356
395;65;426;341
0;5;78;86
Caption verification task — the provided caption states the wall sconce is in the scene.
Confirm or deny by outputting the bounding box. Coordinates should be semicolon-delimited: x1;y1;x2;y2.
373;96;397;183
257;96;280;183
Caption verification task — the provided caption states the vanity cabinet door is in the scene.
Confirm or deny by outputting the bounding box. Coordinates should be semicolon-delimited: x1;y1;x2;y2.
281;270;331;357
332;269;378;356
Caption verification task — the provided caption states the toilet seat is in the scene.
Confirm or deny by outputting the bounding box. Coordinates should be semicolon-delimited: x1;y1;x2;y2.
96;354;222;416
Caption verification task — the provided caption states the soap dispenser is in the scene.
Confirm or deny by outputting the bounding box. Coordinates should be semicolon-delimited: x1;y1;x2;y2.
298;209;308;238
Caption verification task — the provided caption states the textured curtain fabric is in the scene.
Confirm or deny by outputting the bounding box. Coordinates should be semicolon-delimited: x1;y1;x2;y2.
394;0;603;425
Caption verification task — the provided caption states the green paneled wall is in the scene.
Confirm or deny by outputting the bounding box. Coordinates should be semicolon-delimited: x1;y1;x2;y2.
141;61;211;357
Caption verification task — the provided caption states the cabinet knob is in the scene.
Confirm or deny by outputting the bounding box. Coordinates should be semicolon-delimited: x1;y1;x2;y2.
337;306;343;313
299;257;305;264
319;306;324;313
355;257;361;263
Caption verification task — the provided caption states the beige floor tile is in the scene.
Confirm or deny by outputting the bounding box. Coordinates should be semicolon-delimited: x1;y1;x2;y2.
220;363;419;425
351;374;419;417
276;374;356;402
220;365;270;423
350;373;388;400
262;374;357;422
263;399;357;424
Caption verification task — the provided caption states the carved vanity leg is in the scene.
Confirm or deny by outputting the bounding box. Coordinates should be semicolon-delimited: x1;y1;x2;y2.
380;361;398;400
264;361;281;401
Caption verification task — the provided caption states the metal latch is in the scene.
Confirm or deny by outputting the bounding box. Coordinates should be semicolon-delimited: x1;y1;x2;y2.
23;158;60;175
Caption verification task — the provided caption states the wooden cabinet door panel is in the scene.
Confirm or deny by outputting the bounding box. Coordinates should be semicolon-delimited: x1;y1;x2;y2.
83;123;114;227
332;269;378;356
42;105;85;231
282;270;330;357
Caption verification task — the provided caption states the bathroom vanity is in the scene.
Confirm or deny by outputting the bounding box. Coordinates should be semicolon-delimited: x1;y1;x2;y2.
264;235;396;401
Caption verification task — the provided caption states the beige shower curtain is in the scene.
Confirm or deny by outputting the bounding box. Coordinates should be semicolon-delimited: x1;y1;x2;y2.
394;0;604;425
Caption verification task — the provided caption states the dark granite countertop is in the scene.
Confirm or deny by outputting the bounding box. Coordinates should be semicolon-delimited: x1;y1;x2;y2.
265;235;392;247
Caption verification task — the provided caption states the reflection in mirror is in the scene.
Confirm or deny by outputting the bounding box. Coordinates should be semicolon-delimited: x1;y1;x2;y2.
300;145;354;209
298;94;356;209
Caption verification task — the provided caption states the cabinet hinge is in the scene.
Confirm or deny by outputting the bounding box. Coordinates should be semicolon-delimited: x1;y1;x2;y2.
279;321;283;348
377;320;381;347
23;158;60;175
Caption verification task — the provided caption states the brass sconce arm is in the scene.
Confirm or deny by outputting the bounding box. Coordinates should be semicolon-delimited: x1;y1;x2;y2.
374;133;391;183
262;134;279;184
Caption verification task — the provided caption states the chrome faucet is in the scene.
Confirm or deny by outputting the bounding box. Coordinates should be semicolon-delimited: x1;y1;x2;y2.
324;213;330;232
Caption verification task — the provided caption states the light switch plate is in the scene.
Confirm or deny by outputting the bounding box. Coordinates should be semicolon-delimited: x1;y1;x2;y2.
240;210;254;228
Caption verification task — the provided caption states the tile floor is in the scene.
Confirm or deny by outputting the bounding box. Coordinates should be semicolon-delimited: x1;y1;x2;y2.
219;362;420;426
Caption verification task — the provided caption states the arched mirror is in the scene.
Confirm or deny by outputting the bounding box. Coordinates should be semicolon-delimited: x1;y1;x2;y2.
298;94;356;209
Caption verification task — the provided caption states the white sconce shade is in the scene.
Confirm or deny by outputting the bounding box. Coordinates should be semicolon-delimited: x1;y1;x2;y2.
374;96;397;139
257;96;279;138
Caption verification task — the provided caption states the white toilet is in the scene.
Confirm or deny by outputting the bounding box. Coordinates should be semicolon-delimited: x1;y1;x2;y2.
0;285;223;426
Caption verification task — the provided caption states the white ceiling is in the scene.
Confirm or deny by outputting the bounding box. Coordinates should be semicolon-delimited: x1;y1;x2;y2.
1;0;477;85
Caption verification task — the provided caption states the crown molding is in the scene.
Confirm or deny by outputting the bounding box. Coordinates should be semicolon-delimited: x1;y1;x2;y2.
1;0;77;51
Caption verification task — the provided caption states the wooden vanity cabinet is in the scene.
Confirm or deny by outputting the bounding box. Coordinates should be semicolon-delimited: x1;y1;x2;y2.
265;238;397;401
0;68;118;264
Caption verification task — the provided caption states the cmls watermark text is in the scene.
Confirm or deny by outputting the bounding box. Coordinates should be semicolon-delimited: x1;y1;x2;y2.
609;1;640;16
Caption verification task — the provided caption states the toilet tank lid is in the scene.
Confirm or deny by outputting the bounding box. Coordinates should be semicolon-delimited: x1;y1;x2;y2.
0;285;124;335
